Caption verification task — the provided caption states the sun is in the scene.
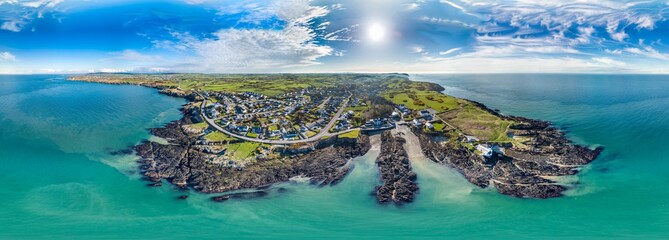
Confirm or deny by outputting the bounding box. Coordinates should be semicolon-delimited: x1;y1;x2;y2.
367;22;387;43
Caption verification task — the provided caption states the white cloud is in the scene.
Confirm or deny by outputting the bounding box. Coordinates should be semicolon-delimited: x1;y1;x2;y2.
411;54;638;73
409;45;424;54
0;21;21;32
634;15;655;30
0;0;64;32
192;26;332;71
21;0;63;8
161;0;333;72
419;16;476;28
624;47;669;61
0;52;17;61
97;68;127;73
439;47;462;55
592;57;626;67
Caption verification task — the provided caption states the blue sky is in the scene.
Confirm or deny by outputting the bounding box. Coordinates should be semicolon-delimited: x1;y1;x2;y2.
1;0;669;73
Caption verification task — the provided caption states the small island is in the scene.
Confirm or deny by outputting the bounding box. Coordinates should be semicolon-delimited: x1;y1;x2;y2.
70;73;603;204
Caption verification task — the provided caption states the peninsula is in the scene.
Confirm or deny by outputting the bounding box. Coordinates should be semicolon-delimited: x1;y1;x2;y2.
70;73;603;204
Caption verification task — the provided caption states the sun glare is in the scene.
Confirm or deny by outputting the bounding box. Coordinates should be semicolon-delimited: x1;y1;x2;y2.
367;22;387;43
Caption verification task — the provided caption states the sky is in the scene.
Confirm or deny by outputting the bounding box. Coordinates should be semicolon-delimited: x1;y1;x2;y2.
1;0;669;74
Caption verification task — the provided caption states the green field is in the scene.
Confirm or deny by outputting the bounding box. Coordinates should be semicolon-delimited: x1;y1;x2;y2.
432;122;446;131
227;142;261;159
439;103;514;142
72;73;389;97
188;122;209;131
247;132;259;138
305;131;318;137
338;130;360;139
204;131;236;142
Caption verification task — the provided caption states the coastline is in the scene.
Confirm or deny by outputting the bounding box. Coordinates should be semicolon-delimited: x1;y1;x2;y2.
68;74;603;200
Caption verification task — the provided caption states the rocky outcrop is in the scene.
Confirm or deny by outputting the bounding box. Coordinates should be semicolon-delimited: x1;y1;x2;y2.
415;113;603;198
374;131;418;205
133;105;371;194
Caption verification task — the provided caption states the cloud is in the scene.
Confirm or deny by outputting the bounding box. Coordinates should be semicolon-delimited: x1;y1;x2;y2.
1;21;21;32
0;0;64;32
592;57;626;67
159;0;334;72
624;47;669;61
21;0;63;8
439;47;462;55
0;52;17;61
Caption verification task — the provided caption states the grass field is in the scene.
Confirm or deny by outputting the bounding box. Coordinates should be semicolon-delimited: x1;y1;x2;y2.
227;142;261;159
439;103;514;142
72;73;391;97
432;122;446;131
382;82;459;112
204;131;236;142
338;129;360;139
188;122;209;131
246;132;259;138
305;131;318;137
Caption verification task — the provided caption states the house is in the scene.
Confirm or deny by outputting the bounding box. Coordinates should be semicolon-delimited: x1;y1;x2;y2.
237;126;249;133
391;111;400;119
476;144;494;158
420;110;431;117
283;132;299;139
463;135;479;143
412;119;423;126
252;126;263;134
426;122;434;129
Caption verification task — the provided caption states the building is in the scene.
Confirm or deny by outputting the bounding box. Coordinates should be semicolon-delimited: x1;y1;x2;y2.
391;111;400;119
463;135;479;143
476;144;493;158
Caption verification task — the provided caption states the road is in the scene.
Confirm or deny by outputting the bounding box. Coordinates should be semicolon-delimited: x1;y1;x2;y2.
197;92;356;144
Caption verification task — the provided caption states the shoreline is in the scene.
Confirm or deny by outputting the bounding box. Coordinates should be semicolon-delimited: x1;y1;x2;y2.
69;74;603;201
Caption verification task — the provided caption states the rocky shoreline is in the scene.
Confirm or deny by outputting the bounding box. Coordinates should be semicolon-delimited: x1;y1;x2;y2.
374;131;418;205
75;75;603;201
132;102;371;197
414;100;603;198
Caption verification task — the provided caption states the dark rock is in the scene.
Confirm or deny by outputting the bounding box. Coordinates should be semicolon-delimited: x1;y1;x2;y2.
226;191;268;199
177;195;188;200
211;195;230;202
132;102;372;195
374;131;418;205
109;148;133;156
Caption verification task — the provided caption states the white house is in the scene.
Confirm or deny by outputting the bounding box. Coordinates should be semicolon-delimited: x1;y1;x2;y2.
476;144;494;158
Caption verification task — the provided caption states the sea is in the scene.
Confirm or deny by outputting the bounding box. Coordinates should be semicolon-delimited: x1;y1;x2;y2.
0;74;667;239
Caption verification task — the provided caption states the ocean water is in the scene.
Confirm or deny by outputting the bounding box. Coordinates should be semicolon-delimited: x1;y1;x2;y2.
0;74;667;239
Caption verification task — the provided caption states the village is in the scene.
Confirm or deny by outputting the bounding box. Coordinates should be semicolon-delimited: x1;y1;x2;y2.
196;86;502;162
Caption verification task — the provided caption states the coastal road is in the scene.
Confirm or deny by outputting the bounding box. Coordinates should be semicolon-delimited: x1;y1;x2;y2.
197;92;356;144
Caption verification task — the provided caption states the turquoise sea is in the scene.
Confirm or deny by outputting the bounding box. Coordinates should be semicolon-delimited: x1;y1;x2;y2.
0;74;667;239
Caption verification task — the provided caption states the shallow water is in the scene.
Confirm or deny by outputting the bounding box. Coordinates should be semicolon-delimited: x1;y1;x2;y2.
0;74;667;239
